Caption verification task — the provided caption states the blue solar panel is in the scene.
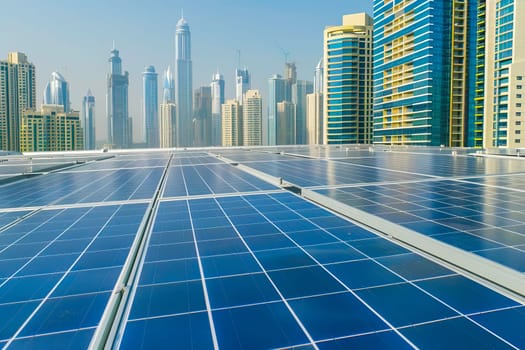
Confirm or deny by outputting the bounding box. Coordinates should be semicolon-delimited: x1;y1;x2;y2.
116;192;524;349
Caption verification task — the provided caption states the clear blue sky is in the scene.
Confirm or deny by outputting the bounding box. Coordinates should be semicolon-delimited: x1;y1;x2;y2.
0;0;372;143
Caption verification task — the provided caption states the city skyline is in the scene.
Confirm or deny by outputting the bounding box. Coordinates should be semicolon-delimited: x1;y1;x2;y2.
0;0;372;144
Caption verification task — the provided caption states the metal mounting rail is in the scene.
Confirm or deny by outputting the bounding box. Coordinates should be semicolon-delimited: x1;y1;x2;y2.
89;153;173;350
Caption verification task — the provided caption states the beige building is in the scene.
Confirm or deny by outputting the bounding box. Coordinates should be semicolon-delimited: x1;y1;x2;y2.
20;105;83;152
307;92;323;144
0;52;36;151
160;103;177;148
276;101;295;145
484;0;525;148
222;99;243;146
243;90;262;146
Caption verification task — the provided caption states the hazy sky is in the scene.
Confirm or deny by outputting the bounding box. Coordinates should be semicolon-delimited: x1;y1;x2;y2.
0;0;372;143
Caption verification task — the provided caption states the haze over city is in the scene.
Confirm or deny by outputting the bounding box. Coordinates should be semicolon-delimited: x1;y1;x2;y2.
0;0;372;142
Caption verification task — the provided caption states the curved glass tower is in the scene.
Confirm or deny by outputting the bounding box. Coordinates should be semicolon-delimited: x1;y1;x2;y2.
175;16;193;146
143;65;159;148
43;71;70;112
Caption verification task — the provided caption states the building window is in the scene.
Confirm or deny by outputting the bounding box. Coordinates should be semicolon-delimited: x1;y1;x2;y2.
517;112;522;117
515;139;521;144
516;130;521;135
517;103;522;108
518;85;523;89
517;121;522;126
518;76;523;81
518;94;523;99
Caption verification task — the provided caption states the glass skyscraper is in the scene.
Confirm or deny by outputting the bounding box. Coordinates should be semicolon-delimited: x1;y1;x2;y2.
175;16;193;147
266;74;286;145
373;0;477;146
107;48;130;149
324;13;373;145
210;72;225;146
236;68;250;105
160;66;177;148
143;65;159;148
82;90;96;150
43;71;70;112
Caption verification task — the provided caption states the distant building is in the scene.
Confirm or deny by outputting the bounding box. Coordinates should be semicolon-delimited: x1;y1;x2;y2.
307;92;323;144
160;67;177;148
143;65;159;148
222;99;242;146
107;48;131;149
20;105;83;152
324;13;373;145
193;86;212;147
82;90;96;150
43;72;70;112
243;90;262;146
284;62;297;102
293;80;313;144
236;68;250;105
277;101;295;145
175;16;193;146
210;73;225;146
0;52;36;151
266;74;286;145
314;58;323;94
484;0;525;148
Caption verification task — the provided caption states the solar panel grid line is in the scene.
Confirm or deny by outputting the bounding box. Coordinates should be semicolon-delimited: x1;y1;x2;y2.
203;162;278;193
90;155;173;350
236;195;417;348
1;205;124;347
211;197;319;350
303;189;525;302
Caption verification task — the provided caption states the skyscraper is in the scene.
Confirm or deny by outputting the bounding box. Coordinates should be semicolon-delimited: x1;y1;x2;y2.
324;13;373;145
314;58;324;94
210;72;225;146
82;90;96;150
307;58;324;145
107;48;131;148
284;62;297;102
0;52;36;151
143;65;159;148
193;86;212;147
243;89;262;146
473;0;486;148
160;66;177;148
43;71;70;112
222;99;242;146
266;74;286;145
235;68;250;105
293;80;313;144
175;16;193;147
373;2;477;146
484;0;524;148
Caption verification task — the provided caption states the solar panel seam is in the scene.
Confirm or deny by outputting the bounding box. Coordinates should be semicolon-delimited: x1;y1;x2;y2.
91;155;173;349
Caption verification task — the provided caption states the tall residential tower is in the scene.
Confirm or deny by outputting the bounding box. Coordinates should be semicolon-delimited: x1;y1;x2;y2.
160;67;177;148
175;16;193;147
0;52;36;151
324;13;373;145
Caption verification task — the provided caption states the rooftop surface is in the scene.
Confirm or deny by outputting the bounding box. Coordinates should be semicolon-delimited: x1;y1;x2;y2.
0;146;524;349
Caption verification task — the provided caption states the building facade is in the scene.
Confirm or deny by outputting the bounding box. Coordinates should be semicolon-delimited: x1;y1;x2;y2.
222;99;242;146
107;48;131;149
82;90;96;150
210;72;225;146
175;16;193;147
0;52;36;151
484;0;525;148
307;92;323;144
324;13;373;145
193;86;212;147
293;80;313;144
373;2;477;146
43;71;70;112
267;74;286;146
143;66;159;148
20;105;83;152
276;101;296;145
243;89;262;146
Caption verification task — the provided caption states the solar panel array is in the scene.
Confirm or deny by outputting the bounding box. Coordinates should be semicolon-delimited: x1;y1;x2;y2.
0;146;524;349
